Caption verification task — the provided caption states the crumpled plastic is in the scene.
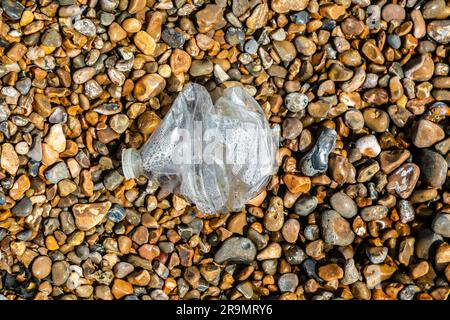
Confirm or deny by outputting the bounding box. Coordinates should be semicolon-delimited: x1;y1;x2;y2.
130;83;279;214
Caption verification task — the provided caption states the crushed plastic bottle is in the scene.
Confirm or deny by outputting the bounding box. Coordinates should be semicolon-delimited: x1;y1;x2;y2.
122;83;279;214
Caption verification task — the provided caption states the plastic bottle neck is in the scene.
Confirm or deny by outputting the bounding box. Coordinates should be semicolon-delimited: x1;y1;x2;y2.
122;148;145;179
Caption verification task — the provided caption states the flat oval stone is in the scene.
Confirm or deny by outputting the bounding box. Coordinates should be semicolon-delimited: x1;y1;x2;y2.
214;237;257;264
285;92;309;112
278;273;299;292
134;31;156;55
329;192;357;218
381;4;406;22
341;17;365;36
52;261;70;286
294;195;318;216
31;256;52;280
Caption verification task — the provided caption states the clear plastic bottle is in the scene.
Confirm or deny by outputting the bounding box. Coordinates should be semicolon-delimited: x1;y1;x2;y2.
122;83;279;214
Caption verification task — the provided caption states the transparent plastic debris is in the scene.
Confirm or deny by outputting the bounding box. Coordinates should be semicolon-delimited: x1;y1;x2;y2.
122;83;279;214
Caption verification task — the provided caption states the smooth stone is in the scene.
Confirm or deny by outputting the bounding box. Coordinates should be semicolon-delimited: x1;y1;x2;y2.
257;243;282;261
381;4;406;22
321;210;355;246
161;28;185;49
341;17;365;36
379;150;410;174
44;124;66;153
363;108;389;133
1;142;19;175
282;219;300;243
189;60;213;77
273;40;297;62
397;200;415;224
271;0;308;13
360;205;388;221
427;20;450;44
299;128;337;176
294;195;318;216
114;262;135;278
412;120;445;148
417;149;448;188
134;31;156;55
11;196;33;217
45;162;70;184
284;92;308;112
107;204;126;222
386;163;420;199
278;273;299;293
2;0;25;20
74;19;97;37
41;28;62;47
72;202;112;231
133;74;166;101
170;49;192;74
31;256;52;280
366;247;388;264
344;109;364;130
355;135;381;158
214;237;257;264
328;63;354;82
73;67;96;84
415;229;443;259
294;36;316;56
404;54;434;81
225;27;245;46
387;34;401;49
28;136;42;162
329;192;357;218
32;93;51;118
432;214;450;238
290;11;310;24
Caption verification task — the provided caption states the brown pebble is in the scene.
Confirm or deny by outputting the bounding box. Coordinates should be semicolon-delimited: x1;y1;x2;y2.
31;256;52;280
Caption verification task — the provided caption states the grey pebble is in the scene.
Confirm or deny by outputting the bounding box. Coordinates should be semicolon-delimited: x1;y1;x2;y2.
11;196;33;217
214;237;257;264
299;128;337;176
161;28;186;48
329;192;357;218
294;195;318;216
45;162;70;184
432;213;450;238
278;273;299;293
